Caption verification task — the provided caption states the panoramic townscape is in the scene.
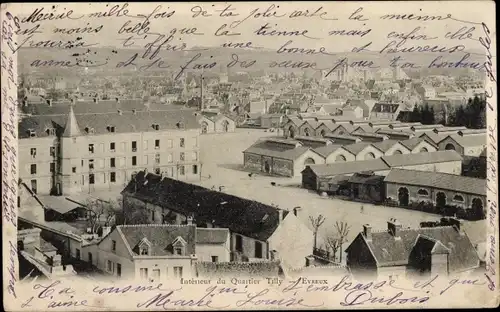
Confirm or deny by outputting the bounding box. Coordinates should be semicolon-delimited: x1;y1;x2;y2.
16;50;488;282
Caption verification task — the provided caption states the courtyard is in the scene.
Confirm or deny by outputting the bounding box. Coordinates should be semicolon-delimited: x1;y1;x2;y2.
198;129;486;261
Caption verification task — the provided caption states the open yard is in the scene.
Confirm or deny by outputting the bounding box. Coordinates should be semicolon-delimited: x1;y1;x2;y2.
199;129;486;262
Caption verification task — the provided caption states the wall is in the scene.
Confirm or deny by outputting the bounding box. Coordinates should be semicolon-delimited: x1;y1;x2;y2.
283;121;300;138
133;257;194;281
431;254;449;275
465;145;486;157
325;148;356;164
385;143;411;156
268;213;314;269
356;145;384;161
273;158;294;177
345;234;378;279
385;182;486;210
243;153;262;171
391;160;462;175
196;243;231;262
19;137;59;194
231;232;268;261
94;229;135;279
293;151;325;177
437;137;465;155
411;141;438;153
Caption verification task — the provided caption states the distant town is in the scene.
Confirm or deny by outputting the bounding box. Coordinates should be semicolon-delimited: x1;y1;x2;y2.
16;58;487;282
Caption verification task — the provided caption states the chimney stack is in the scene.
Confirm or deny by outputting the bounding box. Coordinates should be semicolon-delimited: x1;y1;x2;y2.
93;97;98;104
363;224;372;241
278;209;284;223
187;215;194;225
388;218;402;237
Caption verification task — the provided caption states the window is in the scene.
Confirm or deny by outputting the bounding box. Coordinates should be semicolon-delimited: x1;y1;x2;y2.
235;235;243;252
89;159;94;170
89;144;94;154
143;140;148;151
174;247;184;255
152;269;160;279
336;155;347;162
31;179;37;194
154;154;160;164
30;148;37;158
453;195;465;202
167;139;173;148
211;256;219;263
255;241;263;258
110;158;116;168
140;246;149;255
89;174;95;184
132;141;137;152
192;152;198;161
110;142;115;152
30;164;37;174
140;268;148;279
121;142;126;152
417;189;429;196
72;167;76;173
168;153;173;163
192;165;198;174
46;128;56;136
81;159;84;167
180;152;185;161
112;240;116;252
132;156;137;166
116;263;122;277
420;147;429;153
155;140;160;149
180;138;185;148
107;126;116;133
365;152;376;160
110;172;116;182
179;166;185;175
50;146;56;157
393;150;403;155
173;266;183;278
107;260;114;273
144;155;148;165
76;249;81;259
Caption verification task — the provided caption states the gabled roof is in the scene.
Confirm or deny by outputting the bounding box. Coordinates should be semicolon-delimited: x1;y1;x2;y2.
383;168;486;196
342;142;373;155
122;172;289;241
371;140;406;153
62;106;81;137
399;137;437;150
313;144;343;158
440;134;486;147
304;158;389;177
117;224;196;257
381;150;462;167
243;141;314;161
353;225;480;272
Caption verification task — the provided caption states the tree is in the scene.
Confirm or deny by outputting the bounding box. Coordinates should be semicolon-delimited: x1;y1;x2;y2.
409;105;421;122
309;214;326;249
324;232;341;262
85;198;119;234
335;221;351;263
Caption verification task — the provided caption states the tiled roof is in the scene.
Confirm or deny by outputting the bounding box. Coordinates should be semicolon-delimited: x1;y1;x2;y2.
305;159;389;177
323;133;360;143
353;132;389;140
196;228;229;244
381;150;462;167
355;225;480;272
372;140;402;152
243;141;312;161
313;144;343;158
122;171;289;241
37;195;85;215
399;137;436;150
117;224;196;257
419;132;448;145
383;168;486;196
343;142;372;155
441;134;487;147
19;108;200;139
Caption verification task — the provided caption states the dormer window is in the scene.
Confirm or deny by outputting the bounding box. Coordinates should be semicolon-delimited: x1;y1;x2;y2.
107;125;116;133
172;236;186;256
85;127;95;134
45;128;56;136
137;238;152;256
176;122;185;129
28;129;36;138
152;124;160;130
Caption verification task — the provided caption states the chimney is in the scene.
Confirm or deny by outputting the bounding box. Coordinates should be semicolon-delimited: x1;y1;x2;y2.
187;215;194;225
278;209;284;224
115;97;120;103
101;226;112;237
305;255;315;267
363;224;372;241
293;206;301;217
132;109;137;115
93;97;98;104
47;99;52;106
388;218;402;237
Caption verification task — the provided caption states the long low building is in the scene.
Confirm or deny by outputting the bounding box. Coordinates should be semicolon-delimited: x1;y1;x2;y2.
301;150;463;191
384;168;486;218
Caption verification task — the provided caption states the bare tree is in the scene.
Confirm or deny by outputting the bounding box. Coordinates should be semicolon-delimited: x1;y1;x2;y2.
324;233;341;262
85;199;118;234
335;221;351;263
309;214;326;249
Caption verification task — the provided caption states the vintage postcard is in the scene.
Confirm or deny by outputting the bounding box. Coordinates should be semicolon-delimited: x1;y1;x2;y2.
1;1;499;310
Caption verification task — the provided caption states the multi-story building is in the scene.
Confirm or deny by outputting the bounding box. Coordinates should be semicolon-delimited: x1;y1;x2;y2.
19;106;202;195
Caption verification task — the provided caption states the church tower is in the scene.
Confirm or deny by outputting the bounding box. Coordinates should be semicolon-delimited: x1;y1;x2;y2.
59;105;83;195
